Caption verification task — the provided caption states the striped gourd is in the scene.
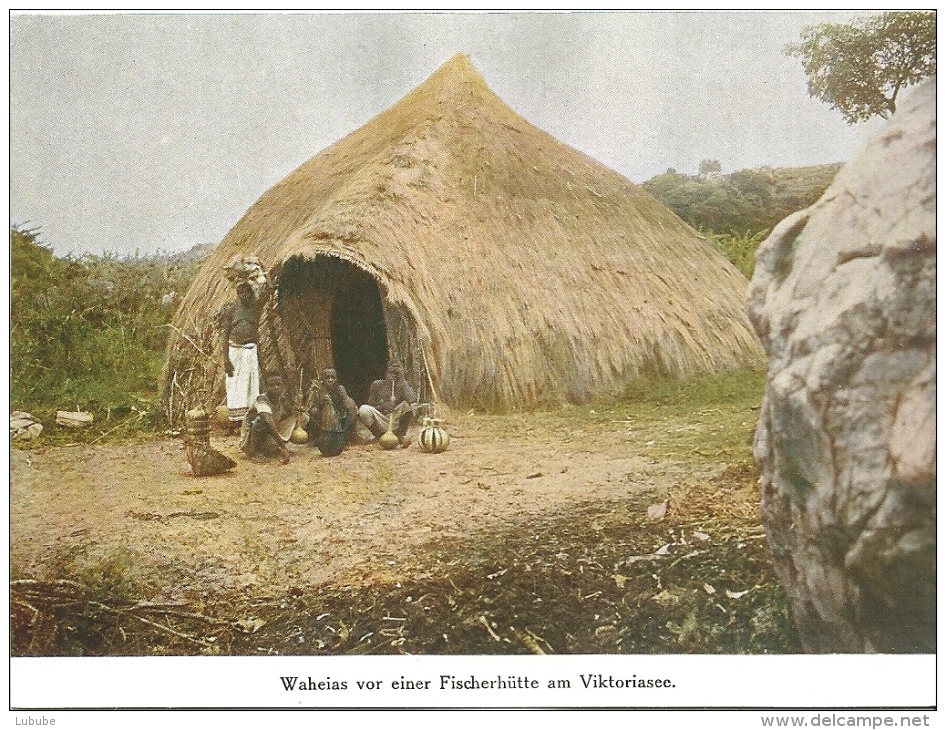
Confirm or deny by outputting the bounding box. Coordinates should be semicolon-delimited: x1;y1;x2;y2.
419;418;450;453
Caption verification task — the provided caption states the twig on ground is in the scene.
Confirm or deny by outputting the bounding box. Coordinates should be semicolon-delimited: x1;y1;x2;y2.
478;615;502;642
90;601;213;648
667;549;707;570
514;628;546;655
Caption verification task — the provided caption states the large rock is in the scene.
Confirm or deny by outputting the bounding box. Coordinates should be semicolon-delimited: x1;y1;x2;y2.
747;81;935;653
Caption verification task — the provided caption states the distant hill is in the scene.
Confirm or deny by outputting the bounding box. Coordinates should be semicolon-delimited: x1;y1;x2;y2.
642;163;842;237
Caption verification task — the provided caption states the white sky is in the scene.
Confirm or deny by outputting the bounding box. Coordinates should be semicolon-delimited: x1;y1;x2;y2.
10;10;883;257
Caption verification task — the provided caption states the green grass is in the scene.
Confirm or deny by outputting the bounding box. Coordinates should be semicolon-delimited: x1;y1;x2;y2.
602;367;766;466
476;368;767;469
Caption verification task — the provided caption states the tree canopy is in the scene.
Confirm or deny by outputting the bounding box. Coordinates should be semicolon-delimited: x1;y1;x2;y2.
642;163;841;239
786;11;936;124
698;159;722;178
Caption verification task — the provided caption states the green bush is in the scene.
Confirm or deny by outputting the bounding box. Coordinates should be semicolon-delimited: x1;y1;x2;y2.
643;163;840;238
10;226;200;437
642;163;840;279
708;230;767;279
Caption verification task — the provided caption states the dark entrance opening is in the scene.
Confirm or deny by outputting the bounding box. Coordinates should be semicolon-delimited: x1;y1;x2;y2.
277;256;388;406
330;265;387;405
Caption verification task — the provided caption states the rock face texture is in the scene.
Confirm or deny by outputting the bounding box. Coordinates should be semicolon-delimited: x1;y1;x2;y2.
747;81;936;653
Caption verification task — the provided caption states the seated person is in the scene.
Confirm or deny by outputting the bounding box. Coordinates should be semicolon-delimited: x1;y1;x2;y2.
358;360;417;448
240;375;290;464
306;368;357;457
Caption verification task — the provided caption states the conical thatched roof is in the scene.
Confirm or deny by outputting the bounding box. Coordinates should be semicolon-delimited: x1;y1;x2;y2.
162;53;763;422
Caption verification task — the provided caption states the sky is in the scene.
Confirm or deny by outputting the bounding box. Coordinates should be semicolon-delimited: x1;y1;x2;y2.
10;10;885;257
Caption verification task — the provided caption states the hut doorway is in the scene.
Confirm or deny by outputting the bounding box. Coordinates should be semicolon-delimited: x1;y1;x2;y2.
330;265;387;405
276;255;389;406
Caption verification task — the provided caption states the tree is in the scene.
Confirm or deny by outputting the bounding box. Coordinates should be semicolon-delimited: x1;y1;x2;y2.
786;11;936;124
698;159;722;178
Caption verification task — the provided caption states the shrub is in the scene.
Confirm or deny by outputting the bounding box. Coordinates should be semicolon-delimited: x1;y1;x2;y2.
708;230;767;279
10;225;200;437
643;163;840;238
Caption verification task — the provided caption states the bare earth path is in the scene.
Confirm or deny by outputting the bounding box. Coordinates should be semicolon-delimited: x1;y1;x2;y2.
11;411;704;601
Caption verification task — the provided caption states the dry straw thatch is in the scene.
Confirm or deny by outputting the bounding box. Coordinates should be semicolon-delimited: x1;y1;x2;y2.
162;54;763;423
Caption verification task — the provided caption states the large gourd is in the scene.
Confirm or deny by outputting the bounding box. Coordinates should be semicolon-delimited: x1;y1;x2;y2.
418;417;449;453
378;413;400;450
290;408;309;444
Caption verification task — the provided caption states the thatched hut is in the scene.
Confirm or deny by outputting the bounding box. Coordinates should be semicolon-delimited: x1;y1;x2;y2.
162;53;763;424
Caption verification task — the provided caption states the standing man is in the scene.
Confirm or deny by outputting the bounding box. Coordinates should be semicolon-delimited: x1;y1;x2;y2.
219;281;260;432
358;360;418;448
306;368;358;456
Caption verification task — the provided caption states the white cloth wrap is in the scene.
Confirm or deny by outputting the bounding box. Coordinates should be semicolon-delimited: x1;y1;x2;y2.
357;404;388;433
226;343;260;423
358;401;413;434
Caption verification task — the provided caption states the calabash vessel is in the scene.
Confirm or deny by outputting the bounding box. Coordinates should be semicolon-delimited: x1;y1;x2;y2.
290;409;310;444
378;413;400;450
418;418;450;453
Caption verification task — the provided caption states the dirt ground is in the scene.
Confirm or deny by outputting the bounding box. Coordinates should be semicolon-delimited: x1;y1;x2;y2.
12;407;799;656
11;411;701;598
